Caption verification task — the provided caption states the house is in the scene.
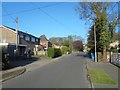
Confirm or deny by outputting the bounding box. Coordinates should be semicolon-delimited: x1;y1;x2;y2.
110;40;119;49
39;34;52;49
0;25;40;58
52;43;60;48
32;35;52;55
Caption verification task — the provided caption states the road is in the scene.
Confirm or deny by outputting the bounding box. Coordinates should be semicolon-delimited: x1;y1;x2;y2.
2;52;90;88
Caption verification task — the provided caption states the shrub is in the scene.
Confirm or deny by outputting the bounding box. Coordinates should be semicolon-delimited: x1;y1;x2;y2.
61;46;68;55
109;48;118;53
47;48;62;58
54;48;62;57
47;48;54;58
97;52;102;62
2;49;9;69
68;48;72;54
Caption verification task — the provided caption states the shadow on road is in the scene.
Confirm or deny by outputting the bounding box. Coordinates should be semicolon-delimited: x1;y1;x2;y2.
3;57;41;70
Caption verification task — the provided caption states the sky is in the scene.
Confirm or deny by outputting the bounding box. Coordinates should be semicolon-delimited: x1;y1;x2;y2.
2;2;92;43
1;2;119;44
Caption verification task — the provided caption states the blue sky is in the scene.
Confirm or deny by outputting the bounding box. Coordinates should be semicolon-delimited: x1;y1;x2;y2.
1;2;118;43
2;2;91;43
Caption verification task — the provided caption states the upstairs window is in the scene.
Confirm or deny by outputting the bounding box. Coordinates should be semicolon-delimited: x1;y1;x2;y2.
20;34;24;38
36;38;38;42
32;37;35;42
25;36;30;41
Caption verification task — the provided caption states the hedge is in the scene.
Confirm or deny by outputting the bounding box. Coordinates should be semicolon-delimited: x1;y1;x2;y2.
109;48;118;53
61;46;68;55
97;52;102;62
47;48;62;58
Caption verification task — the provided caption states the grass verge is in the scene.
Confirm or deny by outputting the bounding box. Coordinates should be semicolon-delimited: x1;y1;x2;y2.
89;68;116;84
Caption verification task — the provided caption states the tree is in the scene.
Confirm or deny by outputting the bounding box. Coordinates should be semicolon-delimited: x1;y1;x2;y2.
87;25;94;49
72;40;83;51
68;35;73;53
61;46;69;54
111;32;119;42
49;37;64;46
72;35;83;41
63;40;69;47
76;2;119;62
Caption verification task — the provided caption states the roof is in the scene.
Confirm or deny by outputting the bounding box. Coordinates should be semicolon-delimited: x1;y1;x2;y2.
1;25;39;39
40;34;49;42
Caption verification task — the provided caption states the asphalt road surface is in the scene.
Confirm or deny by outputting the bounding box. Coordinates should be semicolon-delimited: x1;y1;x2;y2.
2;52;90;88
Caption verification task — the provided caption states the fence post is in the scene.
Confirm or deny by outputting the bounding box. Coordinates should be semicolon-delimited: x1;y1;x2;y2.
110;52;113;63
118;53;120;66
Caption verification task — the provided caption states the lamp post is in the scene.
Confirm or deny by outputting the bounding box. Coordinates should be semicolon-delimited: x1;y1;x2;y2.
16;17;18;51
94;23;97;62
87;18;97;62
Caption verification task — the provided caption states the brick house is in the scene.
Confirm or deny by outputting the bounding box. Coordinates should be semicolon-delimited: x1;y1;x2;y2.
34;35;52;55
0;25;40;58
39;34;52;49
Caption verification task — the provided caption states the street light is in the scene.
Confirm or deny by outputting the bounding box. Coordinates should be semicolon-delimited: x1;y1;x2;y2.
87;18;97;62
94;23;97;62
16;17;18;51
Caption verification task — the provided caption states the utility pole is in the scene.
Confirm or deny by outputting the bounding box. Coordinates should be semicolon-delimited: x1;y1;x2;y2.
16;17;18;51
94;23;97;62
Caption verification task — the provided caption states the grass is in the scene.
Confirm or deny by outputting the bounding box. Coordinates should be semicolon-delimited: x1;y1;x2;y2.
89;68;116;84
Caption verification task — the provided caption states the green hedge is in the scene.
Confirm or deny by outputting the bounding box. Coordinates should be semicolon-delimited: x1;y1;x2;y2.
47;48;62;58
61;46;69;55
97;52;102;62
109;48;118;53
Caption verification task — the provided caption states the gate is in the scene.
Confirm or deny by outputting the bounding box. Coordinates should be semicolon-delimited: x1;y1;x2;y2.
110;52;120;67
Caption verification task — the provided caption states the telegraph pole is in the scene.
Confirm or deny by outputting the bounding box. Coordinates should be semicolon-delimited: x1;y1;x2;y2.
16;17;18;51
94;23;97;62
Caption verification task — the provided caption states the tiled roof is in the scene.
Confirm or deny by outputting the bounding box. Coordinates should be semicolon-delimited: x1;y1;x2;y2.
1;25;39;39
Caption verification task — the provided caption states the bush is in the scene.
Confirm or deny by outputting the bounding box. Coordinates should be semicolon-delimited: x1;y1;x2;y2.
47;48;62;58
109;48;118;53
2;49;9;69
54;48;62;57
68;48;72;54
97;52;102;62
47;48;54;58
61;46;68;55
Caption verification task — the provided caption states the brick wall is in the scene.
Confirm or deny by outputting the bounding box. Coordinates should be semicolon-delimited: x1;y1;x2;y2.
19;31;39;51
0;27;17;44
0;26;40;52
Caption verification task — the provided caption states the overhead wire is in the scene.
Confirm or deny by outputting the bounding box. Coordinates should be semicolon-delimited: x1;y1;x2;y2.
31;3;79;35
39;8;75;33
2;6;16;23
107;3;117;17
2;2;64;17
3;2;88;37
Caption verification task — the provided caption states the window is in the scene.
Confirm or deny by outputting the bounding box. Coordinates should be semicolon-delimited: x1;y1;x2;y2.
32;37;35;42
36;38;38;42
25;36;30;41
20;34;24;38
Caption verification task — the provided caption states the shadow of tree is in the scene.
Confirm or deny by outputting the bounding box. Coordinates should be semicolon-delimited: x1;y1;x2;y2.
3;57;41;70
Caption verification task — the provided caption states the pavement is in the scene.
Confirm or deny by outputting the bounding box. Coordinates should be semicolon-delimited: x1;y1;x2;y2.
86;56;119;89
